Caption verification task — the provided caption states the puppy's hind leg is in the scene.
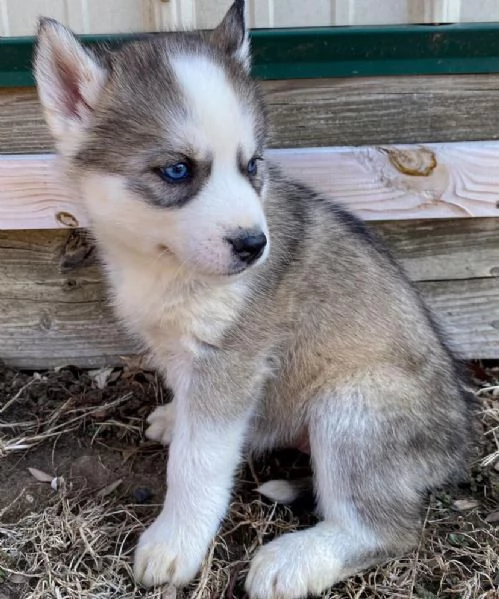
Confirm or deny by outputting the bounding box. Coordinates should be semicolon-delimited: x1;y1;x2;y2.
246;518;381;599
246;379;440;599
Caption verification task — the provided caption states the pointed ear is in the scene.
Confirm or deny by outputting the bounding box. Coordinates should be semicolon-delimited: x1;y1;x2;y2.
210;0;250;72
34;18;107;153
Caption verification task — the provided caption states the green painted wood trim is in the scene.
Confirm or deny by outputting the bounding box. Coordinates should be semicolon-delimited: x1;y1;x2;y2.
2;22;499;87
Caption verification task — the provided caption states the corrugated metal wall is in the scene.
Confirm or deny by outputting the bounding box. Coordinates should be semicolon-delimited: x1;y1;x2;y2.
1;0;499;36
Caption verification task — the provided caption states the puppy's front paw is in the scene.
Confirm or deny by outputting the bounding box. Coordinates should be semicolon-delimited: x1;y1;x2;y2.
134;519;203;588
245;531;342;599
145;403;175;445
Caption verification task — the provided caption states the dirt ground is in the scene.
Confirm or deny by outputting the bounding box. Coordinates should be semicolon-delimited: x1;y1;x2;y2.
0;360;497;599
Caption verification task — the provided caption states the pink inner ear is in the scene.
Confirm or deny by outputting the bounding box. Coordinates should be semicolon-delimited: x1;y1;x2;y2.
57;59;90;120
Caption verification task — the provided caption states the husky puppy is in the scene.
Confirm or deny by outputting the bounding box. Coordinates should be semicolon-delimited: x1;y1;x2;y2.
34;2;474;597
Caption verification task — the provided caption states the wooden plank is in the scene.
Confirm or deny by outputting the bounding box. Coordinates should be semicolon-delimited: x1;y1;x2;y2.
421;278;499;359
0;155;88;229
3;75;499;154
2;141;499;229
0;229;136;369
0;88;53;154
1;220;499;367
0;298;136;369
263;75;499;148
376;218;499;282
271;143;499;221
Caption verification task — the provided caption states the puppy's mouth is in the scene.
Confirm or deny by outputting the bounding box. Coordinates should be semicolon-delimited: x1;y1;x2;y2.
199;261;256;280
227;253;268;276
227;263;249;276
155;243;265;278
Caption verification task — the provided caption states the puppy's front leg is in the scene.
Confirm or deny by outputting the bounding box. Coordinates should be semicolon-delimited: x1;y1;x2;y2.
134;361;254;588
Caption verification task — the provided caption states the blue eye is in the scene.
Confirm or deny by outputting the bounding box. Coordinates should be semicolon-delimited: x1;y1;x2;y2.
247;157;259;176
157;162;191;182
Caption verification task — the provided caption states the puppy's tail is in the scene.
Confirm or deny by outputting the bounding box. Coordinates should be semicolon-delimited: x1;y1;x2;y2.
256;477;312;504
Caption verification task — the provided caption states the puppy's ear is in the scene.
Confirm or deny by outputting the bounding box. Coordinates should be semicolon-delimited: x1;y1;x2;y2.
210;0;250;72
34;18;107;154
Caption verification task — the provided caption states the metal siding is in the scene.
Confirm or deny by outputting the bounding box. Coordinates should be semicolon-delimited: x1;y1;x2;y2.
460;0;499;22
2;0;498;35
195;0;227;28
335;0;410;26
273;0;332;27
4;0;68;36
78;0;145;33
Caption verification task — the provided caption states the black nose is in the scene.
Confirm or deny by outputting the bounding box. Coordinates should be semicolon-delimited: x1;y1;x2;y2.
227;231;267;264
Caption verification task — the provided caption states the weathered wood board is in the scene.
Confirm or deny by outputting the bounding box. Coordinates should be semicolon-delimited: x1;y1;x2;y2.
376;218;499;281
2;71;499;365
2;74;499;154
0;220;498;368
420;278;499;359
0;230;137;369
2;141;499;229
271;143;499;221
0;155;88;229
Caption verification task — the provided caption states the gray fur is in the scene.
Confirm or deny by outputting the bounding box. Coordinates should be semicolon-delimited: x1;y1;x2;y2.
73;35;267;208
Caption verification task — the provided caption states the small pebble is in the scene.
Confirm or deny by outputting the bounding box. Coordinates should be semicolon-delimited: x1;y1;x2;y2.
133;487;153;504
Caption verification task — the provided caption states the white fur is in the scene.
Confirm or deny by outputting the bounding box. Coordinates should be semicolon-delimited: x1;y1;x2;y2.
80;174;250;351
246;524;344;599
79;169;256;587
146;403;176;445
134;398;250;586
235;30;251;72
168;54;270;275
35;20;107;156
256;480;301;504
310;392;384;551
171;54;256;163
246;391;384;598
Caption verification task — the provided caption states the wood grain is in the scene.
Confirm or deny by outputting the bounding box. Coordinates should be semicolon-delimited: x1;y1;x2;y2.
0;230;136;369
270;142;499;221
1;221;499;367
0;155;88;229
264;75;499;149
421;278;499;359
376;218;499;281
3;141;499;228
3;74;499;154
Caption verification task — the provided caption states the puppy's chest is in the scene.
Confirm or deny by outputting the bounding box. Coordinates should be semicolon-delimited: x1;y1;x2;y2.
111;265;247;355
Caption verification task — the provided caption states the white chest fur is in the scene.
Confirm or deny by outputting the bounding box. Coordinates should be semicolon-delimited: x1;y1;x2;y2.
104;252;247;386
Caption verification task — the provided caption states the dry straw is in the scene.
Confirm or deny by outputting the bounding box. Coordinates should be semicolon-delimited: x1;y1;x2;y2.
0;367;497;599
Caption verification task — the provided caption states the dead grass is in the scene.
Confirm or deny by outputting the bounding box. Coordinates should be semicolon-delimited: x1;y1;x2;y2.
0;364;497;599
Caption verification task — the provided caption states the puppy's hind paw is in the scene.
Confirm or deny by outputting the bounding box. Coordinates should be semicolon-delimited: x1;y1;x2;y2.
145;403;175;445
246;528;343;599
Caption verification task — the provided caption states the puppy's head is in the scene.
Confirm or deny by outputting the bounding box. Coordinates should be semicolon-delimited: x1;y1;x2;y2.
35;0;269;277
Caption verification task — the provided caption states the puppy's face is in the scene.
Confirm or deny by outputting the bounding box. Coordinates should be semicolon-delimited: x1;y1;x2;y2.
35;1;269;277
